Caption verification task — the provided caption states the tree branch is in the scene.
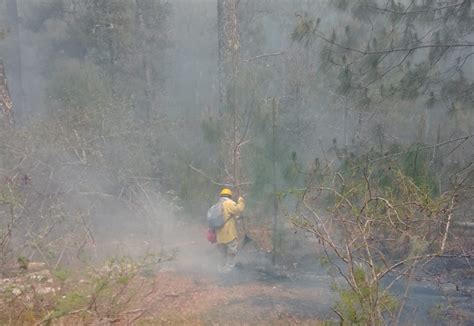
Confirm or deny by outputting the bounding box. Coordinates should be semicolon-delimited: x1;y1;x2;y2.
440;192;456;253
315;29;473;55
188;164;252;187
377;253;470;281
245;52;284;62
347;134;474;171
362;2;465;15
364;49;413;87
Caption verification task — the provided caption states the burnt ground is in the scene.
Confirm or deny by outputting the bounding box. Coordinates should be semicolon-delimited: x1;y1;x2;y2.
137;269;334;325
2;229;471;325
133;239;337;325
413;256;474;325
143;240;473;326
65;222;473;325
157;237;474;325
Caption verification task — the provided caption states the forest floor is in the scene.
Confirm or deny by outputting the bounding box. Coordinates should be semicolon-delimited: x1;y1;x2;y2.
113;226;336;325
0;224;472;325
0;254;334;325
0;225;336;325
129;270;331;325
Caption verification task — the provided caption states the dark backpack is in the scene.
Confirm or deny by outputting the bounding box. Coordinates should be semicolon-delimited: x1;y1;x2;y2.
207;198;227;230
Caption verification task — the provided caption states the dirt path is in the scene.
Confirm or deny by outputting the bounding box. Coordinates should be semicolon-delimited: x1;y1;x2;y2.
131;228;336;324
137;270;332;325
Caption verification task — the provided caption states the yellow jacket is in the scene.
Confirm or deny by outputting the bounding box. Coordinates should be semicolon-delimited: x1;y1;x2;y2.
216;197;245;244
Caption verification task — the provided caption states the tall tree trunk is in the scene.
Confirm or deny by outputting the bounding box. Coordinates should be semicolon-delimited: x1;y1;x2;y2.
217;0;240;116
217;0;241;186
5;0;23;122
135;0;153;119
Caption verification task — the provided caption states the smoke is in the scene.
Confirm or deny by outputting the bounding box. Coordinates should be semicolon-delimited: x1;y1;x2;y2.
0;1;471;324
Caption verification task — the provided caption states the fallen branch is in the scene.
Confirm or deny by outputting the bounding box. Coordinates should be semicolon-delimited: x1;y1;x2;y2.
121;308;145;315
36;308;97;325
452;221;474;229
441;193;456;253
128;308;148;324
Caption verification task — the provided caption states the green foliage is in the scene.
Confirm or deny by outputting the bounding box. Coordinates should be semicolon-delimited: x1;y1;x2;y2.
47;62;110;110
0;253;167;323
398;63;430;100
291;14;317;44
336;143;439;197
282;161;301;184
337;66;352;95
53;291;88;318
40;57;168;184
442;77;474;111
0;183;21;207
169;150;215;215
362;54;382;80
401;144;438;194
26;0;171;119
245;140;304;212
291;140;461;324
53;268;71;282
201;117;223;145
291;0;474;144
333;268;398;325
17;256;29;270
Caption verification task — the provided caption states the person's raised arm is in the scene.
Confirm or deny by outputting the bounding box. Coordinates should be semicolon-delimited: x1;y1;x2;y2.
227;197;245;216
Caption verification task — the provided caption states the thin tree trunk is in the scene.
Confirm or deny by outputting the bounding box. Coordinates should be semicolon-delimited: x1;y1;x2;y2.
217;0;225;116
135;0;153;119
271;99;278;264
5;0;23;122
0;59;14;125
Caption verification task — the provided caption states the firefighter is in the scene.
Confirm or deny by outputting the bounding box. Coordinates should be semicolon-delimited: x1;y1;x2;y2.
216;187;245;272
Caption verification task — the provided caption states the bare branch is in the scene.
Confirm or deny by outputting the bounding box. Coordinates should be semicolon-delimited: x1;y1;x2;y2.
364;49;413;88
362;2;465;15
245;52;284;62
347;134;474;171
314;29;473;55
459;52;474;69
188;164;252;187
377;253;470;281
440;192;456;253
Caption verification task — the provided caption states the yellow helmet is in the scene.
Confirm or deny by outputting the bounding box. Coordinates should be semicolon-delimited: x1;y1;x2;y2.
219;187;233;197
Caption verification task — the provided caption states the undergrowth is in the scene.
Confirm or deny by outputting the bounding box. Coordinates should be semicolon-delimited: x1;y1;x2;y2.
0;255;164;325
